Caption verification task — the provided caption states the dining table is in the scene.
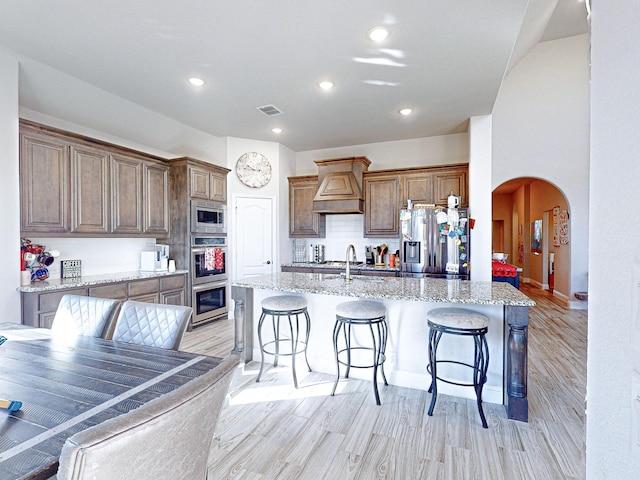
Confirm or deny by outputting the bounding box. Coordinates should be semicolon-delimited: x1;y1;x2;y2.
0;323;222;480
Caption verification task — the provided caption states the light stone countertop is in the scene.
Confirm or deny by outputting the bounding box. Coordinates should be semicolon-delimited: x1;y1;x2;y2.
18;270;189;293
232;272;535;307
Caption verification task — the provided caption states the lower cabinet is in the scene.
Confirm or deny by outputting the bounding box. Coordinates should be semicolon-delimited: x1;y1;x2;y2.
21;273;187;328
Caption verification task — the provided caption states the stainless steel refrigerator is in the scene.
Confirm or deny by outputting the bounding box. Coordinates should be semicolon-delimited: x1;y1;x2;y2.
399;206;470;279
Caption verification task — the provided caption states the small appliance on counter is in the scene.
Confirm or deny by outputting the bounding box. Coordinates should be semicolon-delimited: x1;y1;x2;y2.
365;246;375;265
309;244;325;263
140;244;170;272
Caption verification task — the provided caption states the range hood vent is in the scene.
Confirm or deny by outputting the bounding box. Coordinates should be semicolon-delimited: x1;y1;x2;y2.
312;156;371;214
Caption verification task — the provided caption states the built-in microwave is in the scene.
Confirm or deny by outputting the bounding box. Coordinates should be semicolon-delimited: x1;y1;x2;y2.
191;200;226;234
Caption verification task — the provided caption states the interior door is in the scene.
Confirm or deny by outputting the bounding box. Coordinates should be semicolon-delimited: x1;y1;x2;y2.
234;196;275;279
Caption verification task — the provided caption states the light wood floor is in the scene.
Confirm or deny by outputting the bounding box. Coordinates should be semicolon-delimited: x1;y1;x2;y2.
182;284;587;479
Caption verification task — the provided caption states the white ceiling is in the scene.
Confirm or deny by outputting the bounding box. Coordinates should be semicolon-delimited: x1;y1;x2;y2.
0;0;587;152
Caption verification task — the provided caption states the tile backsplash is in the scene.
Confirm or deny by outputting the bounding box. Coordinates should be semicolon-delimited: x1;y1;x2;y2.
294;214;399;263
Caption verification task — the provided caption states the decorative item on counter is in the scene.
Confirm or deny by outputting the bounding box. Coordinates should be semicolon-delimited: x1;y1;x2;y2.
20;238;60;283
61;259;82;279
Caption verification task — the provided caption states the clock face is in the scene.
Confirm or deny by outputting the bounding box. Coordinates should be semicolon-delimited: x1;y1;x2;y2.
236;152;272;188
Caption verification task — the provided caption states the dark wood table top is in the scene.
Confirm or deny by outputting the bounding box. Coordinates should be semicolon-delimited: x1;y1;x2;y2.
0;324;222;480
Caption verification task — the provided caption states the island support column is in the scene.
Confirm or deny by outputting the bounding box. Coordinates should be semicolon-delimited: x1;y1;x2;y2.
504;305;529;422
231;286;254;362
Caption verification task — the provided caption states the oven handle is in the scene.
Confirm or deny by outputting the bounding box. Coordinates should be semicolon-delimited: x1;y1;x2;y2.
192;281;227;293
191;246;227;254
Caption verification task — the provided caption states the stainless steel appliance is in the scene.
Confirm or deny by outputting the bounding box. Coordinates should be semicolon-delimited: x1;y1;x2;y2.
400;205;470;279
191;200;226;234
191;236;227;284
192;281;228;325
189;235;228;326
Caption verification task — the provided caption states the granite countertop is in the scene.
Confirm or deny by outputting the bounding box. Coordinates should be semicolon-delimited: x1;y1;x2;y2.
233;272;535;307
281;262;400;273
18;270;189;293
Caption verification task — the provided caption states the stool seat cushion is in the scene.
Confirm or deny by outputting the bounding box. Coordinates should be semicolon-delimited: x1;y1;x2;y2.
426;307;489;330
262;295;307;311
336;300;386;320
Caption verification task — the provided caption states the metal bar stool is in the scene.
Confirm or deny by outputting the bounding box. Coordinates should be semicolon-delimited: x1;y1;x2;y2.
331;300;388;405
256;295;311;388
426;307;490;428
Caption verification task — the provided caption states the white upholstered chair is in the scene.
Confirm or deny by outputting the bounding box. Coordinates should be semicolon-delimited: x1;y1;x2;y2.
56;354;239;480
51;295;120;339
111;300;192;351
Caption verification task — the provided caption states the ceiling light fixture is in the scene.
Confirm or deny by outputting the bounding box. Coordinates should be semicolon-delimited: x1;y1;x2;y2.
368;26;389;42
271;128;283;134
399;108;413;116
318;81;334;90
188;77;205;86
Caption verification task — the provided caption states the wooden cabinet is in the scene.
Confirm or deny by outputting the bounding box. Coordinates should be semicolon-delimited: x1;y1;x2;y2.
20;129;69;234
433;168;468;207
21;272;188;328
288;176;326;238
401;164;468;208
188;164;227;202
363;173;401;237
20;120;170;238
70;144;110;234
143;162;170;235
110;153;143;235
402;171;433;206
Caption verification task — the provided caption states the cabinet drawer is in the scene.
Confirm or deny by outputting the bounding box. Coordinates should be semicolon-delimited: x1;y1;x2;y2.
128;279;160;297
160;275;185;291
89;283;127;299
39;288;87;311
129;293;160;304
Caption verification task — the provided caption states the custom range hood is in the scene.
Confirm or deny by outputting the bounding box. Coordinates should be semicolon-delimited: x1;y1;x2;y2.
312;156;371;214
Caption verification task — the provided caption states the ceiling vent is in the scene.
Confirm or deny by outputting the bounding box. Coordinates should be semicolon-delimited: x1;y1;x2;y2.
256;104;283;116
312;157;371;214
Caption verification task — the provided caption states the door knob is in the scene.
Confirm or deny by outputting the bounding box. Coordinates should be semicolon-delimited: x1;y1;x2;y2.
266;260;271;264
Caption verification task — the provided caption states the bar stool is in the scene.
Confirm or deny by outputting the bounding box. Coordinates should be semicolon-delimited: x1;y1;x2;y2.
256;295;311;388
331;300;388;405
426;307;490;428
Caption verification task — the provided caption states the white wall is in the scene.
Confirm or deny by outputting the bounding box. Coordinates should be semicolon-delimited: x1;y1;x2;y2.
0;51;21;322
492;34;590;302
588;4;640;478
295;133;469;175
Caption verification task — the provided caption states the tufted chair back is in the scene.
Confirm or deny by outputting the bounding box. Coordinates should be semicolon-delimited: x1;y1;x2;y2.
51;295;120;339
56;353;239;480
111;300;192;351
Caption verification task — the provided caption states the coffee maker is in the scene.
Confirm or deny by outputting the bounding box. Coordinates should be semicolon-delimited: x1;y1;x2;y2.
365;246;375;265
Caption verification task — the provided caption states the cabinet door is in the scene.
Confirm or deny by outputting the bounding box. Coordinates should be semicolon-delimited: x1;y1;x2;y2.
161;290;186;305
110;154;143;234
434;170;468;206
403;172;434;206
289;176;325;238
364;175;400;237
143;162;170;236
189;166;210;199
210;173;227;202
70;145;110;234
20;131;69;233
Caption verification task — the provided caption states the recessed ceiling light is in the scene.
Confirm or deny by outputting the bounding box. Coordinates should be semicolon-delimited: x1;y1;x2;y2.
188;77;205;86
271;128;283;134
318;81;334;90
399;108;413;116
368;26;389;42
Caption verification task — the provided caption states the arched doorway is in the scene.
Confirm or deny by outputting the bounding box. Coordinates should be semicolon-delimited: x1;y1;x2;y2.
492;177;572;302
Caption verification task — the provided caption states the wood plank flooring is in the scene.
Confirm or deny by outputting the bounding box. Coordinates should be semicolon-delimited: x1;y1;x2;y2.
181;283;587;479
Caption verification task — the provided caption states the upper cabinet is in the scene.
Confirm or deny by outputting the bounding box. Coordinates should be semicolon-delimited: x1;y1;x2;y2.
289;176;326;238
20;129;70;234
188;162;228;202
363;173;401;237
20;120;169;237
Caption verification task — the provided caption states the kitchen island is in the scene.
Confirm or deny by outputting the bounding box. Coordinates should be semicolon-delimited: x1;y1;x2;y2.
232;272;535;422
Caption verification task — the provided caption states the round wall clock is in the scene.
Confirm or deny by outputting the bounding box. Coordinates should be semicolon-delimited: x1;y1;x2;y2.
236;152;272;188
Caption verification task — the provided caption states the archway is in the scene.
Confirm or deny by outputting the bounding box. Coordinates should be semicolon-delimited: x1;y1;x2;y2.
492;177;572;303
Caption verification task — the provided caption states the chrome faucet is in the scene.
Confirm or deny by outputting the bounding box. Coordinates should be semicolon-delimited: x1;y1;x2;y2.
345;244;357;281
